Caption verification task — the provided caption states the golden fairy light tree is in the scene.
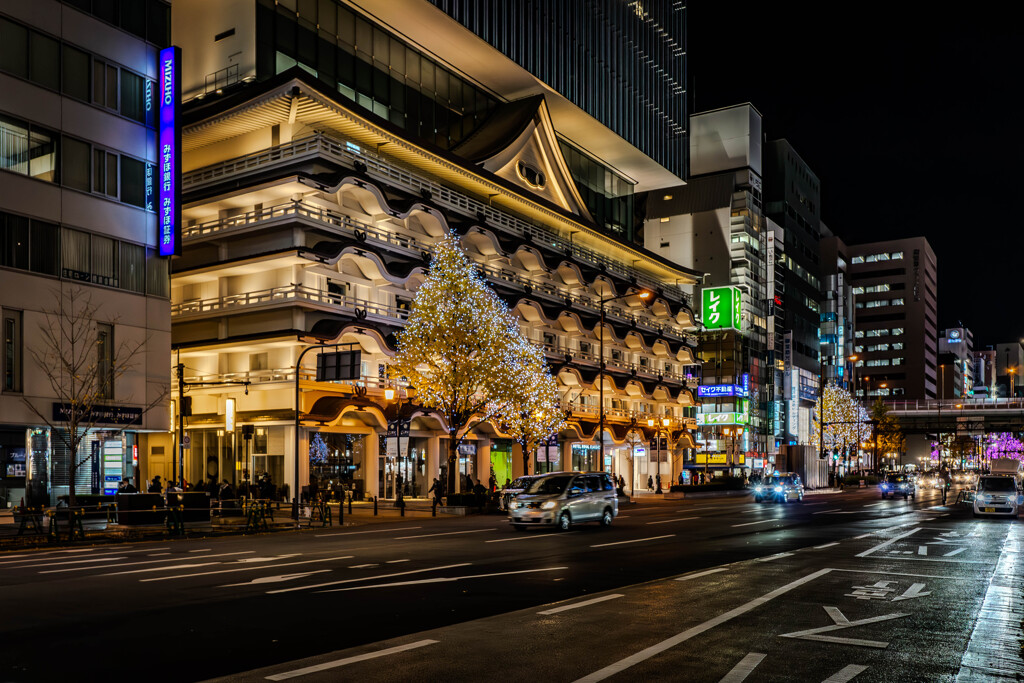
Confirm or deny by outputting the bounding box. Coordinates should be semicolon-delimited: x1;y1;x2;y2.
390;232;558;493
500;338;565;477
812;382;869;454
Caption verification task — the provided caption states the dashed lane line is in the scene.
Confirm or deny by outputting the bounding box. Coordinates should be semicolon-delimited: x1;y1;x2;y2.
856;528;921;558
318;566;569;593
537;594;624;615
814;542;840;549
264;639;438;681
822;665;869;683
266;563;471;594
142;556;355;583
316;527;421;538
732;519;780;527
393;529;496;540
675;567;729;582
40;551;255;574
756;553;794;562
719;653;766;683
646;516;701;525
591;535;675;548
812;509;843;515
486;532;577;543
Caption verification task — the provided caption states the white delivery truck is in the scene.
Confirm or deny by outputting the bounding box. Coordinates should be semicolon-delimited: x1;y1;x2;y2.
973;458;1023;518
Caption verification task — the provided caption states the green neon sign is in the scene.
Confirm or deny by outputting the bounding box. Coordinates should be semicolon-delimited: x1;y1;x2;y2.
702;286;741;330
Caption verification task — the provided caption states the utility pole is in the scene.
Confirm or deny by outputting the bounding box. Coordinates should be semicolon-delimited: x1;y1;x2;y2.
177;350;185;487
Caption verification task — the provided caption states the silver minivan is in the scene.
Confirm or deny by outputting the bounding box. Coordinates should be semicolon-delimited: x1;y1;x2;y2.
508;472;618;531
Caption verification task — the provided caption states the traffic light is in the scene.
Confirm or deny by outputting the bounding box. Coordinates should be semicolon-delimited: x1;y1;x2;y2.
832;453;840;462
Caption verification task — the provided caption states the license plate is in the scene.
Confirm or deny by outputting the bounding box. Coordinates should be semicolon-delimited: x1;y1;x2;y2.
983;507;995;512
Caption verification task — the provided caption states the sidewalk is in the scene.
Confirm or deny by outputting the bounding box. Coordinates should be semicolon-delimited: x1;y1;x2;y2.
0;499;462;551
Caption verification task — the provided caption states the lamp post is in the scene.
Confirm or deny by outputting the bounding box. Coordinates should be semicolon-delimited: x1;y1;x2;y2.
599;289;652;472
647;416;671;493
384;384;403;500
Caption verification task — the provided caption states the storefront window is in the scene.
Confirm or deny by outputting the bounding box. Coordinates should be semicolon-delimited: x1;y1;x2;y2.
380;435;428;499
458;442;476;489
571;443;599;472
490;440;513;487
310;431;365;499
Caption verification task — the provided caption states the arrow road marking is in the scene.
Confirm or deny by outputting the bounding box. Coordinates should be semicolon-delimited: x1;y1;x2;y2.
944;548;966;557
892;583;931;602
779;606;910;648
856;527;921;558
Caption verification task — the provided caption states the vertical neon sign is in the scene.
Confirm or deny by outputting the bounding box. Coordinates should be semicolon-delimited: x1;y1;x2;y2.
158;46;181;257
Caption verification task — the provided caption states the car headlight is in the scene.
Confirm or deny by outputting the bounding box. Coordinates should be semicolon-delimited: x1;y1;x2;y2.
900;484;907;490
880;484;887;490
542;501;557;509
774;486;783;493
754;486;762;492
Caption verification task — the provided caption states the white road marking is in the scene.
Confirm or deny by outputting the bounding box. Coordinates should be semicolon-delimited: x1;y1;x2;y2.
40;551;254;574
853;533;874;539
0;547;169;565
591;535;675;548
537;594;623;615
393;529;496;540
813;509;843;515
675;567;729;582
148;553;171;557
814;542;840;549
944;547;966;557
264;639;438;680
189;549;212;553
756;553;794;562
320;566;568;593
615;515;630;519
855;527;920;558
102;563;222;576
315;527;421;538
142;556;355;582
892;583;931;602
238;555;300;563
266;563;471;594
821;664;869;683
732;519;779;527
573;568;832;683
222;570;331;587
918;546;928;556
646;516;700;525
348;564;379;569
831;567;978;580
385;559;409;564
486;532;577;543
17;557;129;569
780;606;910;648
719;652;766;683
863;502;888;508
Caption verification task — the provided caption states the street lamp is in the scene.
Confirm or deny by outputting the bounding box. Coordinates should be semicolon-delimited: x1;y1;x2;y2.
646;416;671;492
599;289;653;472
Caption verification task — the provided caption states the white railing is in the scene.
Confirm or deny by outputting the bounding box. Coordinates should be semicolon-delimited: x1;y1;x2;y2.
171;285;409;322
181;131;693;310
886;398;1024;412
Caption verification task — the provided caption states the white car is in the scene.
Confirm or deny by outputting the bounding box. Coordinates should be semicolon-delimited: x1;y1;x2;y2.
973;475;1022;518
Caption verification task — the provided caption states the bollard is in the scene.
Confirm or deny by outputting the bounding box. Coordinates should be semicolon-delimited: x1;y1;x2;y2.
373;496;378;515
432;499;437;516
348;494;353;515
400;502;405;517
338;498;344;524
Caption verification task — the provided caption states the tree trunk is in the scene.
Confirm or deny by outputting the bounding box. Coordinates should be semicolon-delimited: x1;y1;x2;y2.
447;428;457;495
522;439;530;478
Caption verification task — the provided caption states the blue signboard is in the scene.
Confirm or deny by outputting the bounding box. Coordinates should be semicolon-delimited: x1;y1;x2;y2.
158;46;181;257
697;383;749;398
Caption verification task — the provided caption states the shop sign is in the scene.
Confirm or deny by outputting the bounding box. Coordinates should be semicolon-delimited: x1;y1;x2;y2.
51;403;142;425
697;383;746;398
696;454;747;465
157;46;181;257
696;412;749;425
702;286;742;331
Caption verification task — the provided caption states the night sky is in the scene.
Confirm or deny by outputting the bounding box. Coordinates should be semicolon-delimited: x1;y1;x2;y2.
687;3;1023;348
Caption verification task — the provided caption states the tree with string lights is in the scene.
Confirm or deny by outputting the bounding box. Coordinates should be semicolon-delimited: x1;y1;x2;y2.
984;432;1024;462
390;231;554;494
500;339;565;477
812;383;871;474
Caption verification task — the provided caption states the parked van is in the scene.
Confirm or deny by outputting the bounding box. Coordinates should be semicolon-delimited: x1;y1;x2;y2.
508;472;618;531
973;474;1022;518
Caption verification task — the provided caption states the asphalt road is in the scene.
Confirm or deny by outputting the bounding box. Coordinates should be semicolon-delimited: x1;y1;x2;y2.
1;486;1021;682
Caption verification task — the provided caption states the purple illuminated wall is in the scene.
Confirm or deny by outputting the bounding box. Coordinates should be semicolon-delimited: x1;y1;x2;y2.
158;46;181;257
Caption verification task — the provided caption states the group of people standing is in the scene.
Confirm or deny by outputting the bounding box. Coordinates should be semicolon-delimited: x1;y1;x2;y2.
133;474;278;501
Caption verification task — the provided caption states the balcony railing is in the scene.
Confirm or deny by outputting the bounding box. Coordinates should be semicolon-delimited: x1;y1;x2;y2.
171;285;410;322
182;132;692;310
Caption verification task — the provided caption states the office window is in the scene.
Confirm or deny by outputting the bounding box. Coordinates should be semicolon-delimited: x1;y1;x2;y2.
61;136;91;191
119;241;145;293
93;59;118;110
0;212;29;270
120;70;144;122
61;44;91;101
30;220;59;276
0;115;30;175
28;127;57;182
29;31;60;90
93;149;117;196
146;249;169;297
120;156;144;207
3;309;22;392
91;234;117;286
61;227;91;281
96;322;114;399
0;18;28;78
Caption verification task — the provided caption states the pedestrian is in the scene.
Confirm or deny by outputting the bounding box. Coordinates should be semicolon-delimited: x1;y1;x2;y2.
396;473;405;508
678;471;684;486
488;473;496;493
428;477;442;505
121;478;137;493
618;474;625;490
219;479;235;500
655;473;662;494
647;475;654;492
148;475;163;493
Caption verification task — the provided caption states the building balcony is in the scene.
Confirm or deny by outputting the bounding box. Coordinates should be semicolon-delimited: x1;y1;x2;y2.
181;131;692;310
171;285;410;324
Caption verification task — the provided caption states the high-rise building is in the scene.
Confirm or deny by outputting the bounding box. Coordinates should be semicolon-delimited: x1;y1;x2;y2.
819;230;855;391
994;341;1024;398
0;0;172;506
764;139;823;445
848;237;938;400
937;327;973;398
168;0;700;498
643;104;774;473
972;348;997;397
